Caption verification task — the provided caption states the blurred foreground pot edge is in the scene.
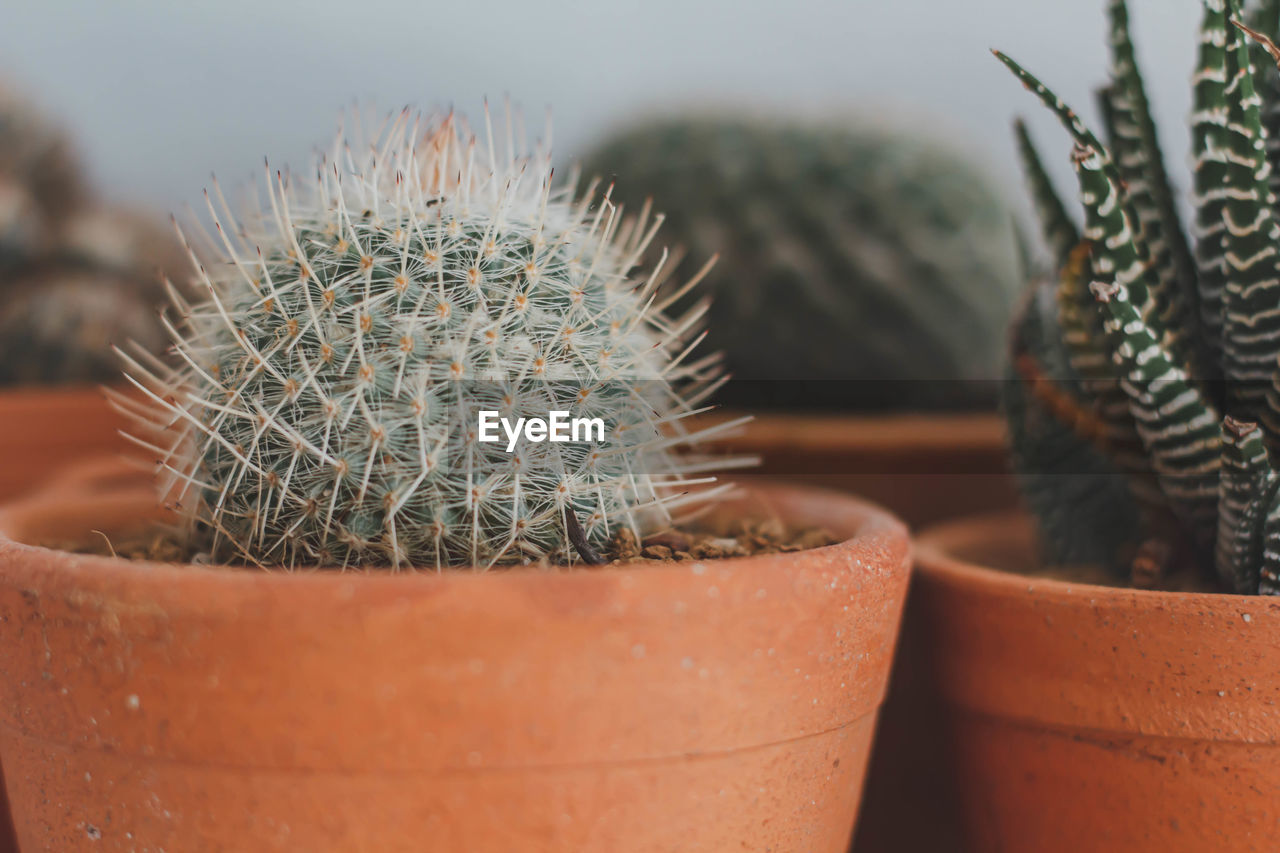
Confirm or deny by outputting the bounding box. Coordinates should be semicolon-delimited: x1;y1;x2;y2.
0;468;910;852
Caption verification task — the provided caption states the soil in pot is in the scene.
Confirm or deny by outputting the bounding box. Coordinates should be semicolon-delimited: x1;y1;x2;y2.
895;510;1280;853
0;464;910;853
54;513;840;568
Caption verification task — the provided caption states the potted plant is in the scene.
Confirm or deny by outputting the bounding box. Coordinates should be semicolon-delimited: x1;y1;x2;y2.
901;0;1280;849
0;108;912;851
579;117;1023;529
0;81;180;503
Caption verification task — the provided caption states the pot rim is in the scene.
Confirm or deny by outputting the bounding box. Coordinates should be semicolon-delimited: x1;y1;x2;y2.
0;383;114;404
693;409;1006;454
0;458;909;594
913;510;1280;745
917;509;1263;605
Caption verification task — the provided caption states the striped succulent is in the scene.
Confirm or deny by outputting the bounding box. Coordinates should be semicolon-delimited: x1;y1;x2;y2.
1000;0;1280;593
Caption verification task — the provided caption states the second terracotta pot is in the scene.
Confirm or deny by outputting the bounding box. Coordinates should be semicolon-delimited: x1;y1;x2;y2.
907;511;1280;852
0;465;910;852
695;410;1016;529
0;386;129;503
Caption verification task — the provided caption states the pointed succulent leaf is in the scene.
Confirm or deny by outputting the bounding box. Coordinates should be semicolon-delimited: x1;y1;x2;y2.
1096;84;1120;151
1217;415;1278;591
995;51;1199;373
1246;0;1280;203
1106;0;1204;374
1213;9;1280;430
1067;141;1163;349
992;52;1152;310
993;51;1124;188
1055;240;1160;504
1193;0;1242;372
1089;277;1222;552
1005;275;1144;572
1064;139;1189;524
1014;118;1081;268
1234;17;1280;444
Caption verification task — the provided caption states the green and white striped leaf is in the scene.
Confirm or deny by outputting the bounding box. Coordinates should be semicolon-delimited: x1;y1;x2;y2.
1004;275;1144;572
1089;276;1222;552
1215;6;1280;430
1056;241;1163;509
1193;0;1236;370
1246;0;1280;203
1217;415;1277;591
1014;118;1081;269
994;51;1199;375
1106;0;1203;370
1234;14;1280;447
993;51;1127;192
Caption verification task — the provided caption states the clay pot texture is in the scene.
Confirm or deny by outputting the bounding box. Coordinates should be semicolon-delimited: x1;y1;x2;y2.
902;511;1280;852
0;463;910;852
696;411;1016;529
0;386;128;503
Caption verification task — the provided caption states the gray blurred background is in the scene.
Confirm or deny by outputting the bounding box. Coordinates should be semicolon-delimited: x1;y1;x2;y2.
1;0;1199;228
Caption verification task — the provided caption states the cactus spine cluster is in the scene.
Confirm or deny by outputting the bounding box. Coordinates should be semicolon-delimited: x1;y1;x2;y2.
1000;0;1280;592
580;118;1023;411
117;108;739;569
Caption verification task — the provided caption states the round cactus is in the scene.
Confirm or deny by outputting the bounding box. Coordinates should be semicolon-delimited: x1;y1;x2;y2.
120;109;733;569
580;117;1024;410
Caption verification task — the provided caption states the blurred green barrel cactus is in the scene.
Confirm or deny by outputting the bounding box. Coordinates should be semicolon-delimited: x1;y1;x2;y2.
580;117;1024;410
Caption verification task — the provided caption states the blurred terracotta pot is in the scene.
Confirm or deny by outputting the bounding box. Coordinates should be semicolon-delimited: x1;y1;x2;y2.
0;463;910;853
0;386;128;503
901;511;1280;853
697;411;1015;529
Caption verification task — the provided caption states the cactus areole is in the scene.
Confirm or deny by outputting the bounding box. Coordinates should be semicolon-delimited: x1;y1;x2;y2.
116;108;743;569
999;0;1280;593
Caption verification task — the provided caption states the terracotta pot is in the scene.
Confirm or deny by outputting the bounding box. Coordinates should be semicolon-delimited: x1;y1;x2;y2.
0;386;128;503
696;411;1016;529
900;510;1280;852
0;463;910;852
